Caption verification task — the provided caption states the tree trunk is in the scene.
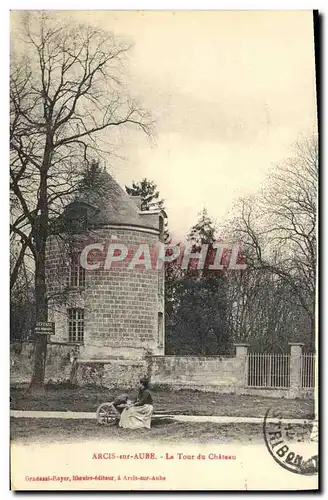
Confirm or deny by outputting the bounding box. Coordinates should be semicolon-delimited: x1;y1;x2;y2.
29;254;48;392
29;142;50;393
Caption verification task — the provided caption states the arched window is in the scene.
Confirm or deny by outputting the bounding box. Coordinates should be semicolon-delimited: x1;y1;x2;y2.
158;312;164;347
68;253;85;288
159;215;164;241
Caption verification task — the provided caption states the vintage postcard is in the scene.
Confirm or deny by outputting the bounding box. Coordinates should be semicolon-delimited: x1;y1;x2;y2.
10;10;319;491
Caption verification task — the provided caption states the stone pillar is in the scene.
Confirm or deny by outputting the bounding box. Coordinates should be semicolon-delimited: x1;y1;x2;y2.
234;343;249;394
289;342;304;398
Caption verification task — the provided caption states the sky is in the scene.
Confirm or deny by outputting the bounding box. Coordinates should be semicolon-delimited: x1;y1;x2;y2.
12;10;318;240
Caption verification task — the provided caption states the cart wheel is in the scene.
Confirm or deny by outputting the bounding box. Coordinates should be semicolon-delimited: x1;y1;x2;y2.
96;403;117;425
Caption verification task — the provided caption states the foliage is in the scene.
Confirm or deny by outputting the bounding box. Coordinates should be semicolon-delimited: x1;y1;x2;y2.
125;178;170;241
166;209;232;355
125;178;163;211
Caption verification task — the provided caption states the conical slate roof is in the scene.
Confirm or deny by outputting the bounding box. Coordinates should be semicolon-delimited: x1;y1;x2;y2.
93;174;158;229
63;173;159;232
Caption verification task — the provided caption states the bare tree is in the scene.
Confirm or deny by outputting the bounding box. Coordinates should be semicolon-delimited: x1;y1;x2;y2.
227;136;318;350
10;12;153;391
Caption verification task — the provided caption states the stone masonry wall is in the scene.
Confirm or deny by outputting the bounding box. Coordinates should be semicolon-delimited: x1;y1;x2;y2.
11;342;74;385
10;341;149;388
10;343;314;398
75;360;149;389
11;344;238;391
148;345;314;399
149;355;243;393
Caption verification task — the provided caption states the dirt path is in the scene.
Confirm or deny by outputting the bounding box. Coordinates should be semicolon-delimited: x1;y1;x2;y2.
10;409;311;425
10;386;314;419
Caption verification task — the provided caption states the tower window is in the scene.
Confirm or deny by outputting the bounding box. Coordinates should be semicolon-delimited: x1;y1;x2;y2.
65;205;88;232
68;308;84;343
158;269;164;297
158;312;164;347
159;216;164;242
69;254;85;288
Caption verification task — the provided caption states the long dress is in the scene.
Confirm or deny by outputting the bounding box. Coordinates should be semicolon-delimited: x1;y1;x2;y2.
119;389;153;429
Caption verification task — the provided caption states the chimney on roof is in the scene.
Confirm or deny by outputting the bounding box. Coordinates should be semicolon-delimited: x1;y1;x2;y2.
129;195;142;210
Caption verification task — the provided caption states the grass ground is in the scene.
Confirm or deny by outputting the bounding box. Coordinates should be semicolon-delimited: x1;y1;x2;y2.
11;417;267;444
10;385;314;419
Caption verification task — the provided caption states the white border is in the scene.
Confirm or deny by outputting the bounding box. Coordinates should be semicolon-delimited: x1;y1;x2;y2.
4;4;325;500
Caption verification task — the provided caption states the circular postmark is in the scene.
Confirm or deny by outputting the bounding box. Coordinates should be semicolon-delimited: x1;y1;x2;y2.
263;407;318;476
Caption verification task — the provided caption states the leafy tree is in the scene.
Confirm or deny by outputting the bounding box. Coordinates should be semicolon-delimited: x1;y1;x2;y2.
188;208;216;245
166;209;232;355
125;178;163;211
125;178;170;241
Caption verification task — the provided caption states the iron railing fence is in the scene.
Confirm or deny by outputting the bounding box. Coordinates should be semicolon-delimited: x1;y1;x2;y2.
247;353;290;388
301;354;315;388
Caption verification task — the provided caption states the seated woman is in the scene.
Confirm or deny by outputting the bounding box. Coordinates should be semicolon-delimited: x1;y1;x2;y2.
119;377;153;430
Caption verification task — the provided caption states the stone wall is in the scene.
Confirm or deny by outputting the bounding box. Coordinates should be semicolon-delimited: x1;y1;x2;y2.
75;359;148;389
10;342;74;385
148;344;314;399
10;342;314;399
10;342;149;389
149;355;244;393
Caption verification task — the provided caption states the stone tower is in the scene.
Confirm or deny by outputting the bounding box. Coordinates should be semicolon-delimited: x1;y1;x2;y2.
45;173;165;386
